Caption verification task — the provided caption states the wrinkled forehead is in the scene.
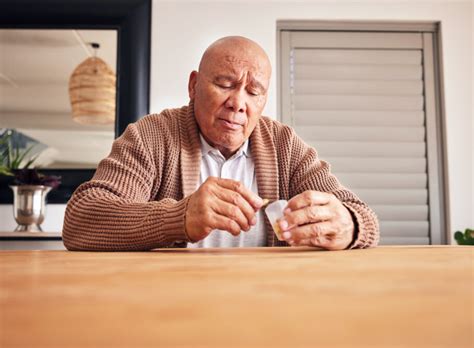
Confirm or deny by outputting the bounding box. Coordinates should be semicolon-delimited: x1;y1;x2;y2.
204;53;271;87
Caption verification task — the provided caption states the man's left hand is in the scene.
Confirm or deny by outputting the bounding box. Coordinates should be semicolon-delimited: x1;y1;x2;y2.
277;191;355;250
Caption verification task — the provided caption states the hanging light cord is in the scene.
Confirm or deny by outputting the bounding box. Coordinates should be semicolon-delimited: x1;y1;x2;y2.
90;42;100;58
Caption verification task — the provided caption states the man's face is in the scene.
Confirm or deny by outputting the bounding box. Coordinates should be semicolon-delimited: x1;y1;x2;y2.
188;44;271;158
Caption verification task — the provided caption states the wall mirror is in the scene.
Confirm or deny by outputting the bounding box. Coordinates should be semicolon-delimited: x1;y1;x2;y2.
0;0;151;203
1;29;117;169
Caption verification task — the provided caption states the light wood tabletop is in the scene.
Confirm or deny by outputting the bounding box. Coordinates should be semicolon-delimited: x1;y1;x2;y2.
0;246;472;348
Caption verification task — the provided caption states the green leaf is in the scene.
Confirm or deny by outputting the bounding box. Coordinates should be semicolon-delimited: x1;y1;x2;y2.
0;167;14;176
0;131;39;173
11;144;36;169
0;132;12;166
23;155;38;169
464;228;474;242
454;231;465;245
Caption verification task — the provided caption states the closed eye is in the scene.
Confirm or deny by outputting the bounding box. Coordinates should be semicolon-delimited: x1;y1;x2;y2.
247;90;260;96
216;83;233;90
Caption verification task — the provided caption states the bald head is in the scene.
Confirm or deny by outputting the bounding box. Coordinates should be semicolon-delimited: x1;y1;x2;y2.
198;36;271;78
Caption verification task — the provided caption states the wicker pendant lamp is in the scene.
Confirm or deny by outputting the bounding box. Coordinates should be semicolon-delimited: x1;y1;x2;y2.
69;43;116;125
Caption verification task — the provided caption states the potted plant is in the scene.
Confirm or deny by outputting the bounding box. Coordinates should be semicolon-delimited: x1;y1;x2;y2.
0;130;61;232
454;228;474;246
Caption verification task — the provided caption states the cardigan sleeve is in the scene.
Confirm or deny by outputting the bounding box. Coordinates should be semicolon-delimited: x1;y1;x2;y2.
62;122;191;251
286;127;380;249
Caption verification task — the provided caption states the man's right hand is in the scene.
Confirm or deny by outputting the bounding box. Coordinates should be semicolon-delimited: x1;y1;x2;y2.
185;177;264;242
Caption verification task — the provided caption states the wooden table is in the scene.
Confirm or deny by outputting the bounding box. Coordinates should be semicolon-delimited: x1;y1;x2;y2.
0;246;473;347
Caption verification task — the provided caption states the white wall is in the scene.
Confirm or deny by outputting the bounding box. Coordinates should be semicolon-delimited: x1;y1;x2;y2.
1;0;471;243
0;204;66;232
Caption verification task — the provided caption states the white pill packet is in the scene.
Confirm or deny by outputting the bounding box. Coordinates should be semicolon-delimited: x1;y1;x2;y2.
264;200;288;241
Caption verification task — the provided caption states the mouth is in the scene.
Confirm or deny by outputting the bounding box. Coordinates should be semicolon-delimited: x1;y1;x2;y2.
218;118;244;130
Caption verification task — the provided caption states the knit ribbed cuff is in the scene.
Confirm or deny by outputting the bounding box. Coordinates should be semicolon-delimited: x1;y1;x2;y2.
342;202;376;249
152;196;192;246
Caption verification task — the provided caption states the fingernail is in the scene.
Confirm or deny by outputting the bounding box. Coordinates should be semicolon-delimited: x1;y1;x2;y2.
282;231;292;240
284;208;291;214
254;197;264;208
251;216;257;226
279;219;289;230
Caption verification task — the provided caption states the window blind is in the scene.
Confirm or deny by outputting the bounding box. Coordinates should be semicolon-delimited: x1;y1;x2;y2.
280;31;442;245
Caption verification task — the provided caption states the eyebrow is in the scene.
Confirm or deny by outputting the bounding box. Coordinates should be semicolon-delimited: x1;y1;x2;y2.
248;78;266;93
214;75;266;92
213;75;237;84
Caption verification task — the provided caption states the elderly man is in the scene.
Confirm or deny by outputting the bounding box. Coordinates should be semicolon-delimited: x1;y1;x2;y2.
63;36;379;251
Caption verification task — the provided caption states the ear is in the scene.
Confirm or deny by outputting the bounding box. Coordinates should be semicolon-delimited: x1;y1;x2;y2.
188;71;198;99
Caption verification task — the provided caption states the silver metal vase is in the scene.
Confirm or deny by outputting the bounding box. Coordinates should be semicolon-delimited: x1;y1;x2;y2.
10;185;52;232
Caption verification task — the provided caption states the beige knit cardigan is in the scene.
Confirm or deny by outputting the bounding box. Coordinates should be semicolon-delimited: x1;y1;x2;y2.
63;102;379;251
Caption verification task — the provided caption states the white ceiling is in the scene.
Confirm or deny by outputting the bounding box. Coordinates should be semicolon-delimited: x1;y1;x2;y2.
0;29;117;168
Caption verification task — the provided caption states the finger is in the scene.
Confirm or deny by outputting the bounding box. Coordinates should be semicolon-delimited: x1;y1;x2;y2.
215;178;263;210
209;214;242;236
292;236;329;248
287;238;312;247
281;221;334;244
299;233;348;250
212;186;257;227
279;205;332;231
286;191;333;212
212;200;251;232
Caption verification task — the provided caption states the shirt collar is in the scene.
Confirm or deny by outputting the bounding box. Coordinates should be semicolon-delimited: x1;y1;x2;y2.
199;133;250;159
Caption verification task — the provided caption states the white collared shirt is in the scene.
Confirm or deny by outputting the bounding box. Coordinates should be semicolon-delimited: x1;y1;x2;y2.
186;135;266;248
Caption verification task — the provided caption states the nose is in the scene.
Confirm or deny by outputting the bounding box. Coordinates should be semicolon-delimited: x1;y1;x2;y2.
225;88;247;114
